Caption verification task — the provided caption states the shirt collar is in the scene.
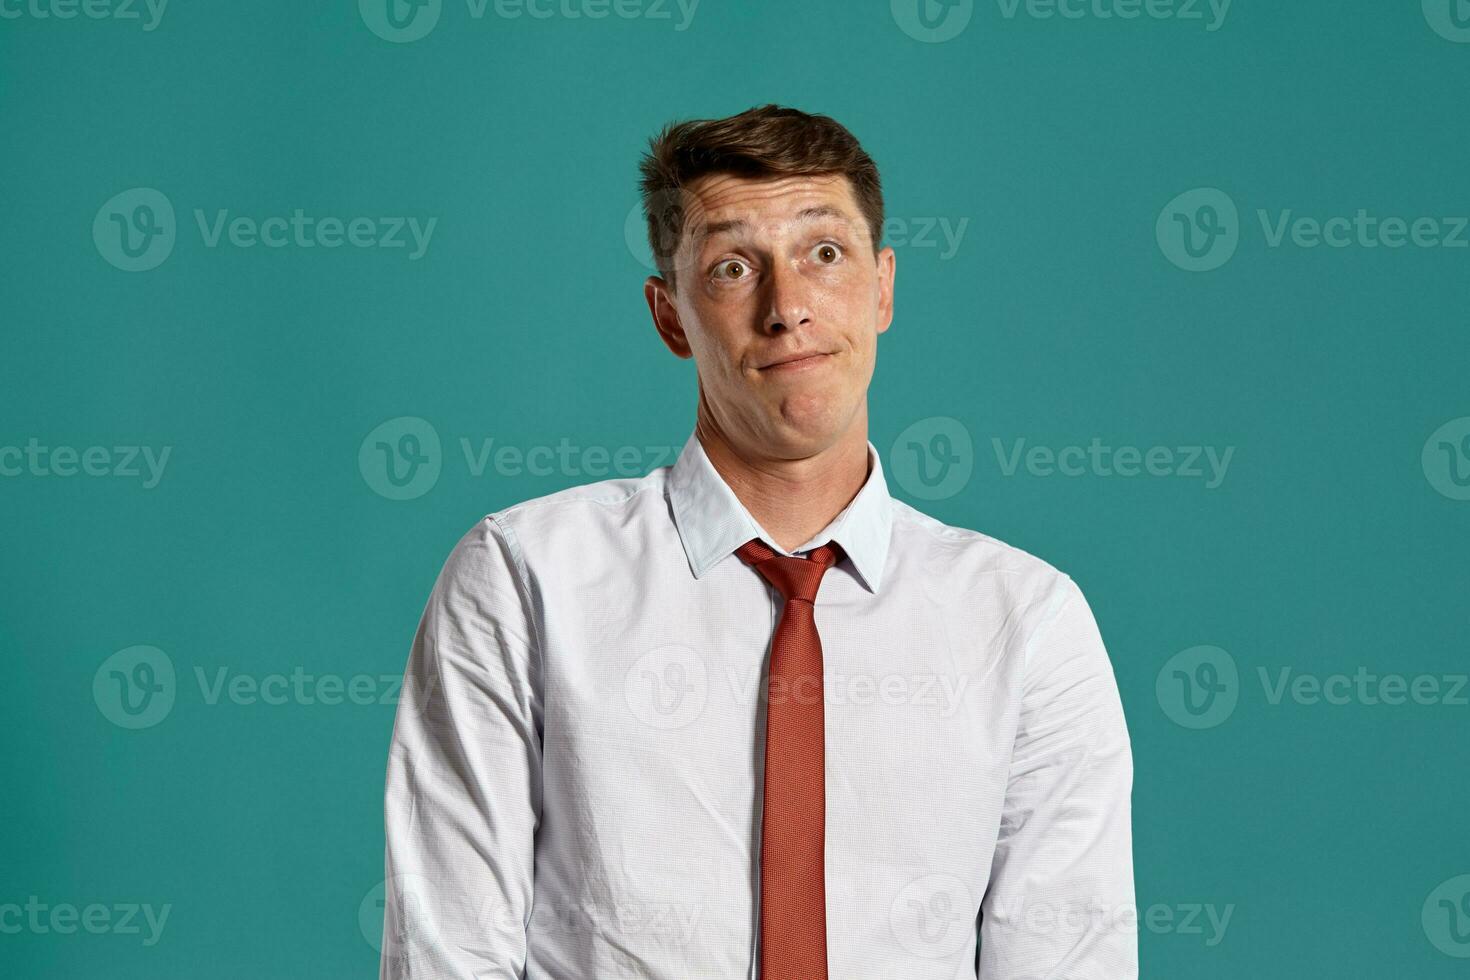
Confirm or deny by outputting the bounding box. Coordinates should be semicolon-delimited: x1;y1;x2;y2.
667;429;892;593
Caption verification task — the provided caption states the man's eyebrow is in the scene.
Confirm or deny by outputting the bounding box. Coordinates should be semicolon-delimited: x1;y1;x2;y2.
699;205;854;240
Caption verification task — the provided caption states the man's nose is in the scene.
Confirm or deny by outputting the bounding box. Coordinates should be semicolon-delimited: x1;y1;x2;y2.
762;259;814;335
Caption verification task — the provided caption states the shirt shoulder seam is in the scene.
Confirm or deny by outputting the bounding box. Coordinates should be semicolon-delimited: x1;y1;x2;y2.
483;513;548;679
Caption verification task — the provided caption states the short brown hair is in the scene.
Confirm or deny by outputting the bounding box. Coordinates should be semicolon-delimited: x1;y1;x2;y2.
637;104;885;290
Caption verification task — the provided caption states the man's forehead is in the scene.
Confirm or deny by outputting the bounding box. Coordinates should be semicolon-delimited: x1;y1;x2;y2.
683;172;860;228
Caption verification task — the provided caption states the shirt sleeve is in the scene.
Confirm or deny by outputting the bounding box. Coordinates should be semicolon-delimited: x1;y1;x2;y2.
381;516;544;980
978;574;1137;979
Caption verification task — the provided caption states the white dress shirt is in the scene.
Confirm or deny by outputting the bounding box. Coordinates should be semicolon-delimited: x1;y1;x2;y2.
381;429;1136;979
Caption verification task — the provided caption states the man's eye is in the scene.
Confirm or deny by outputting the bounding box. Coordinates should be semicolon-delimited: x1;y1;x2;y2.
713;260;749;280
813;242;842;264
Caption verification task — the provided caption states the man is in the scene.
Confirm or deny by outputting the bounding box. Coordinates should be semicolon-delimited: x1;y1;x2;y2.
381;104;1136;979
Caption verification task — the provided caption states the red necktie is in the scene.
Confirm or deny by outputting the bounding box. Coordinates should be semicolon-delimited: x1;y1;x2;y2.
736;537;844;980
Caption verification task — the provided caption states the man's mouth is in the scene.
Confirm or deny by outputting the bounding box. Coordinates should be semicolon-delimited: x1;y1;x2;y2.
759;351;833;372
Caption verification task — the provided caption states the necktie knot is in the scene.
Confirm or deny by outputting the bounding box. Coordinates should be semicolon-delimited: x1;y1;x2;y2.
735;537;843;604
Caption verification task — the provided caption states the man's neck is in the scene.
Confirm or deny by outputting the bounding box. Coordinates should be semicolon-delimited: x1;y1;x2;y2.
695;411;872;554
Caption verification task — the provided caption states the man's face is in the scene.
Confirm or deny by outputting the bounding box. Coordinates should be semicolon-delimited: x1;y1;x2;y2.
645;172;895;457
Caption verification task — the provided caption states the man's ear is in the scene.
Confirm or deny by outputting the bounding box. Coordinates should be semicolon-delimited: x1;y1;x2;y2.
645;275;693;359
875;245;896;335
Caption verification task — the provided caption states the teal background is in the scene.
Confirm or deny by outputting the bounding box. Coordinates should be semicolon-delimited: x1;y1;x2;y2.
3;0;1469;976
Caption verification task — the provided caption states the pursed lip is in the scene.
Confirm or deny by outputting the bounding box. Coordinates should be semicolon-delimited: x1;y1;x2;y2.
758;350;833;370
